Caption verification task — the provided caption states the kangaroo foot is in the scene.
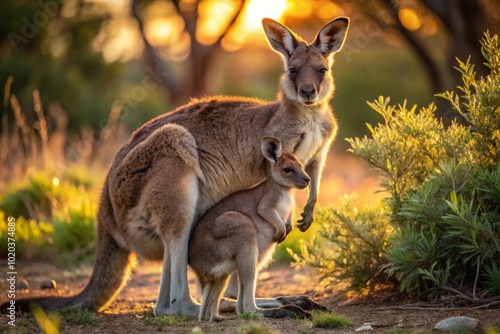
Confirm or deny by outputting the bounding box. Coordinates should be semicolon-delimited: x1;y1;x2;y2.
262;304;312;320
276;295;327;311
170;300;200;319
154;305;175;317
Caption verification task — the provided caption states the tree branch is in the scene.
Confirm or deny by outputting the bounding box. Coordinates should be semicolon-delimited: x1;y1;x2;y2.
131;0;183;103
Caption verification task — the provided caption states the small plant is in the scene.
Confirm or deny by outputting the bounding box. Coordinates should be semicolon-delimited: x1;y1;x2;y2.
237;322;277;334
60;307;95;326
145;315;189;330
237;311;259;321
311;310;352;329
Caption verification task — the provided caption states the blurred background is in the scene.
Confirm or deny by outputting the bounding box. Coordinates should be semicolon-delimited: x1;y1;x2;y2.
0;0;499;262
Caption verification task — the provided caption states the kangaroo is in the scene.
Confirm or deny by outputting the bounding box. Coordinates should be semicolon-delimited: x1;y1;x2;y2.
2;17;349;318
190;137;311;321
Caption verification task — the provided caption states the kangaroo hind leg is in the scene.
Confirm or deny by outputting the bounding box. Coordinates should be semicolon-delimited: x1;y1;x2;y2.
149;155;201;318
199;276;230;321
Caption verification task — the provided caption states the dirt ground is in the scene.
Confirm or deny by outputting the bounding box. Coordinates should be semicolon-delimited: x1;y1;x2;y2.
1;261;499;334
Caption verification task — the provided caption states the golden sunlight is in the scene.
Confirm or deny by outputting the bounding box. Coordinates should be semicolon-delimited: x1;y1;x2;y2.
398;8;421;31
196;0;238;45
243;0;287;28
222;0;287;51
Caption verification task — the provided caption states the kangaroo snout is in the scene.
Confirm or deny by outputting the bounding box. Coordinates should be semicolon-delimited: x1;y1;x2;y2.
297;175;311;189
299;85;317;103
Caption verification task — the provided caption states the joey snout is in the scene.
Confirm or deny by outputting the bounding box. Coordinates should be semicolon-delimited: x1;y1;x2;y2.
295;176;310;189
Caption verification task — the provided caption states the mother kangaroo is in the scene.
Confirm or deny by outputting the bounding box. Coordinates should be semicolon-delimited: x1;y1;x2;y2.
7;17;349;318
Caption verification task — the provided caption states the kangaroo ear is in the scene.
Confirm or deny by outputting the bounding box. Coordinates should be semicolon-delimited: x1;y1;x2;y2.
262;18;300;60
313;17;349;57
261;136;282;163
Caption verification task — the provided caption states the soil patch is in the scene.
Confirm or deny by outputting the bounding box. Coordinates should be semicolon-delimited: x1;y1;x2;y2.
1;262;499;333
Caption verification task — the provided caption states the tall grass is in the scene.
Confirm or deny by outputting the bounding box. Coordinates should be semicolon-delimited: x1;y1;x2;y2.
0;76;127;262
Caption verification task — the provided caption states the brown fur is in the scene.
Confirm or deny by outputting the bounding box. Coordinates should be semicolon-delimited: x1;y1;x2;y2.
189;137;310;321
1;17;349;317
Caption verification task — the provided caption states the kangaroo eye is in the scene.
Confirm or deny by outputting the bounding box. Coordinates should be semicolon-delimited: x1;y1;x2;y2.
319;68;327;74
283;167;292;173
288;68;297;76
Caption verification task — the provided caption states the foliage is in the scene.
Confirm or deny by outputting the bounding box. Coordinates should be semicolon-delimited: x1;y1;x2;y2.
0;1;127;132
347;97;470;219
143;314;189;330
52;192;97;264
60;307;95;326
292;32;500;300
311;311;352;329
0;171;63;220
381;32;500;299
290;196;392;290
0;211;53;259
0;170;97;262
0;84;122;262
237;323;278;334
237;311;259;321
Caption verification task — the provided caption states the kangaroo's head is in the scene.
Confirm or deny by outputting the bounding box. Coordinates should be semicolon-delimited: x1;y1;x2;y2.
262;17;349;107
261;136;310;189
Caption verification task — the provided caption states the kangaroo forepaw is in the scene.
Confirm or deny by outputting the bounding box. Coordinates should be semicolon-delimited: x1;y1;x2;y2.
276;295;328;311
262;304;312;320
297;212;314;232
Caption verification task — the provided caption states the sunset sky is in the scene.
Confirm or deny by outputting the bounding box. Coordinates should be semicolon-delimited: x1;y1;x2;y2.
85;0;430;62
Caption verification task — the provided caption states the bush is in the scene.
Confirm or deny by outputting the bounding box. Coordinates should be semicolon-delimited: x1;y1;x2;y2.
291;32;500;300
0;170;97;261
0;212;54;259
0;171;62;221
290;196;392;290
52;193;96;264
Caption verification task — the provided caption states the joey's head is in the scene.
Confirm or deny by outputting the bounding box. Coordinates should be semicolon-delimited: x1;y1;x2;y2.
262;17;349;107
261;137;310;190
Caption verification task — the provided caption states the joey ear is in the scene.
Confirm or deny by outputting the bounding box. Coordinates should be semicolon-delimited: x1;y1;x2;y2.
261;136;282;163
313;17;349;57
262;18;300;60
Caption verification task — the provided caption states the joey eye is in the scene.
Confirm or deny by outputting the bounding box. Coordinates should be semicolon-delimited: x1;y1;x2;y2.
283;167;292;173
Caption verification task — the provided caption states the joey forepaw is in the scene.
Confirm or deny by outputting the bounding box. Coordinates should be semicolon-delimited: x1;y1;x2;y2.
273;225;287;243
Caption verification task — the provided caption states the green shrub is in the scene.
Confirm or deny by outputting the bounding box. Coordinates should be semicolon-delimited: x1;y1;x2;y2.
0;171;62;221
0;212;54;259
381;32;500;298
291;31;500;299
290;196;392;290
0;170;97;261
52;194;96;264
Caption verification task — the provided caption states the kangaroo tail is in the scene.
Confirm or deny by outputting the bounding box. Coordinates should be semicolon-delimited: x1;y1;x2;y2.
1;184;136;313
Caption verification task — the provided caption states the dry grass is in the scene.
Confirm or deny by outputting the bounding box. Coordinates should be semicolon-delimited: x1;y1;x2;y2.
1;76;128;188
